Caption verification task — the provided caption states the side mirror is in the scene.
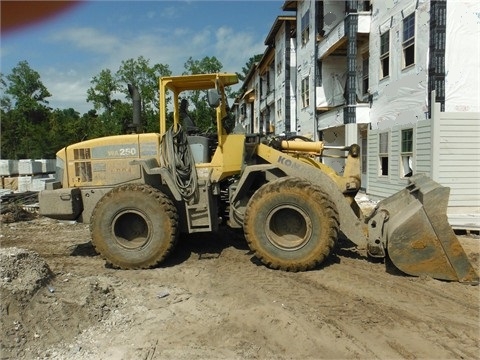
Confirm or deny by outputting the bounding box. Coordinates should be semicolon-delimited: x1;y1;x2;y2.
207;89;220;108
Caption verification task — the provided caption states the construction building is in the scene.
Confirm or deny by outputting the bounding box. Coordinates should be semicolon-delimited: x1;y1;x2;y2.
233;0;479;229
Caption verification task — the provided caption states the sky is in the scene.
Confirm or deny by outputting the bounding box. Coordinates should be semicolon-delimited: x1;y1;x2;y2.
1;0;286;114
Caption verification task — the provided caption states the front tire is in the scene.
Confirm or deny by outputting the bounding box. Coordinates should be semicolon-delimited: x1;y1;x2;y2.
90;184;178;269
243;177;339;271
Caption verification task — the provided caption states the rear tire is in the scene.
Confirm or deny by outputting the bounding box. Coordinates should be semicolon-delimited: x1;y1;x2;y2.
243;177;339;271
90;184;178;269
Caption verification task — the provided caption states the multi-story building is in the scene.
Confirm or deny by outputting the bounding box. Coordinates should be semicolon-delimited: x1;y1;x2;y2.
264;15;296;135
366;0;479;228
235;0;479;229
234;15;296;136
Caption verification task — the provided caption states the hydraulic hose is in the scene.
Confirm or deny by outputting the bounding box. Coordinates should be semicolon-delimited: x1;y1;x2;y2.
160;126;198;202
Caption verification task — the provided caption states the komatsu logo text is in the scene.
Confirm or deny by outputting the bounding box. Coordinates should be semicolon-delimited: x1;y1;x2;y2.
277;156;302;171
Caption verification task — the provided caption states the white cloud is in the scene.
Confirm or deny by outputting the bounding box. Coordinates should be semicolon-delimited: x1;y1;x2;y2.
42;67;92;113
39;19;268;112
191;28;212;48
214;26;267;71
50;27;119;54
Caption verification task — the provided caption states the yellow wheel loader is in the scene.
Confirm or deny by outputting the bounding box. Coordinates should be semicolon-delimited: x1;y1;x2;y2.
38;73;478;284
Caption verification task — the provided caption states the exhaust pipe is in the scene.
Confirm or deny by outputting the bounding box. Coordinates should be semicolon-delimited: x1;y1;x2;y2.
128;84;142;133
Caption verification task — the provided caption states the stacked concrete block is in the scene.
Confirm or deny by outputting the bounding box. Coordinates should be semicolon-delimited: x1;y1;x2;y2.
17;175;55;192
38;159;56;173
17;176;33;192
18;159;43;175
1;159;56;192
0;160;19;176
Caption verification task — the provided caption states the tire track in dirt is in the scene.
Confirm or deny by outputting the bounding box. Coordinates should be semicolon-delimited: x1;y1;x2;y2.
3;218;479;359
195;245;480;359
297;256;480;359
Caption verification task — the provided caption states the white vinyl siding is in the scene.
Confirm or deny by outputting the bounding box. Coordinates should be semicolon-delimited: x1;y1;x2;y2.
432;113;480;209
367;106;479;226
415;120;432;174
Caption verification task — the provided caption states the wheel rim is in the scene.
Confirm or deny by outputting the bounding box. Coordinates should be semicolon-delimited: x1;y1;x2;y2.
112;210;151;249
265;204;313;251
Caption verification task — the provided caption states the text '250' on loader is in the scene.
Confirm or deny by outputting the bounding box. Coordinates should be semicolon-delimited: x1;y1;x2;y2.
38;73;478;284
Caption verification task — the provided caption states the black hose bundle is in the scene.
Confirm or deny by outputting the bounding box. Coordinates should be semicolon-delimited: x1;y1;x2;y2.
160;126;198;202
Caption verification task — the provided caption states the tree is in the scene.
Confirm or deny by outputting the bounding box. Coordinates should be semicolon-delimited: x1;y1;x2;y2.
117;56;171;113
182;56;225;131
1;61;52;158
183;56;223;75
87;58;172;135
5;60;51;108
48;108;86;154
116;56;171;132
0;73;12;111
86;69;119;114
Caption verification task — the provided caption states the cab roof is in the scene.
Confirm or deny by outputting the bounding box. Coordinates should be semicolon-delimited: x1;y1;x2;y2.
161;73;238;92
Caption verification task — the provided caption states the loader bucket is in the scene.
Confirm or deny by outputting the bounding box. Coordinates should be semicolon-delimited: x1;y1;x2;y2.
371;174;479;284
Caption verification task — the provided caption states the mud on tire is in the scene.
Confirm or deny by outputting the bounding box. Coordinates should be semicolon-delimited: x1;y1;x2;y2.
90;184;178;269
243;177;339;272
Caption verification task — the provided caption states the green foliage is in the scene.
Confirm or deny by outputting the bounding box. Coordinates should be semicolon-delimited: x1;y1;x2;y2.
5;60;51;108
183;56;223;75
1;61;53;158
0;53;241;159
181;56;224;131
86;69;119;113
87;57;172;134
117;56;171;113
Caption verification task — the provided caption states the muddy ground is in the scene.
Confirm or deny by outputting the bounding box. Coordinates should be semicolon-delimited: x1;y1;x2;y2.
1;203;479;360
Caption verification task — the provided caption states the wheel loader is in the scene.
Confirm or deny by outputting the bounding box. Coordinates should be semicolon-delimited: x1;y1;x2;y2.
38;73;478;284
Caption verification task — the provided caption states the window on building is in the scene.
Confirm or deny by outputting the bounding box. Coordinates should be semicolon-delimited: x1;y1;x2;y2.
277;99;282;118
400;128;413;177
362;54;369;96
301;76;310;108
379;132;389;176
380;31;390;78
403;13;415;68
301;9;310;45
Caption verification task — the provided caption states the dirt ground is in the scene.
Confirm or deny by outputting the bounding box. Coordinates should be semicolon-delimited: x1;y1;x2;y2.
1;203;479;360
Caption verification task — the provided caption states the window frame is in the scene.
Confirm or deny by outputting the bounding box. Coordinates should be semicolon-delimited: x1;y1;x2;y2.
380;31;390;78
402;13;415;68
301;9;310;45
400;128;414;177
362;53;369;96
378;132;389;176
